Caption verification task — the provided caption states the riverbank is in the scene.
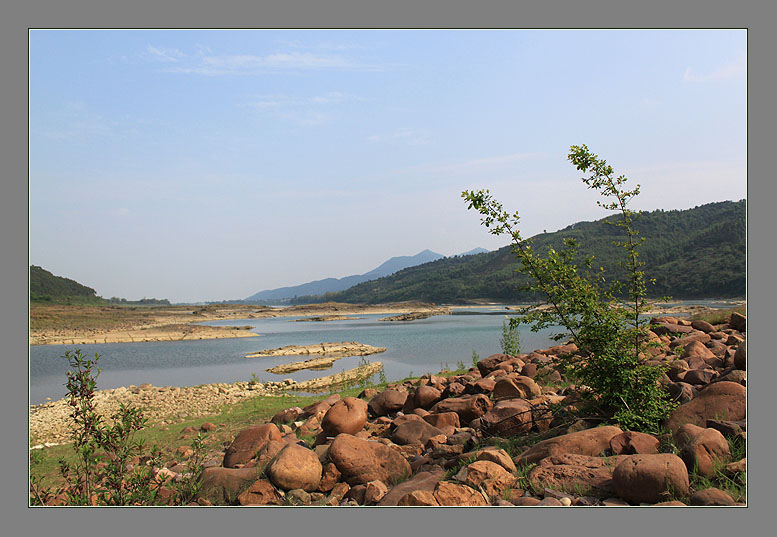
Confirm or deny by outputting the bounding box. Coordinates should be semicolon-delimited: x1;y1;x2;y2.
29;302;450;346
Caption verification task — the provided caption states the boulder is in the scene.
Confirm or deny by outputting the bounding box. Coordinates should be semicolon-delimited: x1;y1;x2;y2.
413;385;443;409
456;460;516;498
198;467;263;505
691;320;716;333
423;412;460;430
433;481;488;506
689;487;738;506
480;399;533;437
678;368;718;386
317;462;342;493
665;381;746;433
397;489;441;506
528;454;631;498
391;419;445;446
609;431;660;455
669;332;711;349
477;448;517;473
265;444;323;492
377;468;446;506
734;341;746;370
476;353;512;376
612;454;689;504
321;397;368;436
492;376;541;400
271;407;303;425
328;434;411;487
514;426;623;466
363;480;389;504
465;377;497;395
430;394;493;423
729;312;746;332
223;423;282;468
368;389;408;417
666;381;695;404
442;381;466;398
678;426;731;477
237;479;281;506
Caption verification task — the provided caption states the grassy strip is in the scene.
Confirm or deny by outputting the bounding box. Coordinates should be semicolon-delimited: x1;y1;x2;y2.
687;305;746;325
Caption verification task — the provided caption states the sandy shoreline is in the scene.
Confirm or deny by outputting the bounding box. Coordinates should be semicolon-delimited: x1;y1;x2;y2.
29;302;449;346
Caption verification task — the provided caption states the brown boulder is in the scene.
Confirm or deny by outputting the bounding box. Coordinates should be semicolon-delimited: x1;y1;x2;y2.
423;412;460;430
480;399;533;437
609;431;660;455
328;434;412;487
237;479;281;506
678;368;718;386
689;487;737;506
514;425;623;466
430;394;493;423
492;376;541;400
368;389;408;417
317;462;341;493
321;397;368;436
271;407;303;425
265;444;323;492
391;419;445;446
678;427;731;477
528;454;631;498
397;489;440;506
433;481;488;506
301;400;332;419
223;423;282;468
363;480;389;504
465;377;497;395
729;312;746;332
666;381;746;433
612;453;689;504
669;332;711;349
457;460;516;498
734;341;746;370
691;320;716;333
442;381;466;398
477;448;517;473
476;353;512;376
413;385;443;409
377;468;445;506
198;466;263;505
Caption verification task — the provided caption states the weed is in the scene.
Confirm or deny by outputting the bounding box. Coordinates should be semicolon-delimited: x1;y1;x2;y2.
500;317;521;356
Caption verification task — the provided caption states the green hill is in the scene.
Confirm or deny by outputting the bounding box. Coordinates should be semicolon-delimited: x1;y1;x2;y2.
30;266;170;305
30;266;105;304
292;200;746;304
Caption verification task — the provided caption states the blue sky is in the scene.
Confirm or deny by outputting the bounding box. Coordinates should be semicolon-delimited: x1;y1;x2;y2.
29;30;746;303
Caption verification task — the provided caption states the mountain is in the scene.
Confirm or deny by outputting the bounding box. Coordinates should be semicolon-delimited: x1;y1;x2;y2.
457;247;490;256
243;249;445;304
289;200;746;304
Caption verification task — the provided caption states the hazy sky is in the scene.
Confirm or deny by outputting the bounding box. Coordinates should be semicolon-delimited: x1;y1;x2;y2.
29;29;746;303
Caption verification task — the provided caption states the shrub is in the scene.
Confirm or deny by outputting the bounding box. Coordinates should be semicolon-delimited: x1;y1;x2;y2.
463;144;675;432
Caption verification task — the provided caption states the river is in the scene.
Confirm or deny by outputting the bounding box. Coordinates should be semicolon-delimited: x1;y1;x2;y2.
29;300;740;405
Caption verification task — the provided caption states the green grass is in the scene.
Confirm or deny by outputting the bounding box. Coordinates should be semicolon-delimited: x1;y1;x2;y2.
688;305;746;325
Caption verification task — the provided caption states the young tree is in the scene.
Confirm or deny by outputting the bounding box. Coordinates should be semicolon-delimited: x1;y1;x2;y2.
462;144;675;432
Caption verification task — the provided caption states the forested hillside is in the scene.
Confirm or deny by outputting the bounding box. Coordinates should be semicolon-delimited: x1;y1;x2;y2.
30;266;105;304
292;200;746;304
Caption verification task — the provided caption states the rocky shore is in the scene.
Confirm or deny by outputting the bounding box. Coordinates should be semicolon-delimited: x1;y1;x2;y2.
187;311;747;506
32;310;747;507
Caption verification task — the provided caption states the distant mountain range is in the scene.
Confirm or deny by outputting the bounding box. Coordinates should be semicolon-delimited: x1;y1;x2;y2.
243;248;488;304
289;200;746;305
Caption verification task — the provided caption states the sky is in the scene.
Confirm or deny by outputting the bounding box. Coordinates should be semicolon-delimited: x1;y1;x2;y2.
29;29;747;304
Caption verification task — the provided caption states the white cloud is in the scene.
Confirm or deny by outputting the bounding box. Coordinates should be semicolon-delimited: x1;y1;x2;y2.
245;92;360;126
146;45;186;63
149;46;383;76
683;52;746;82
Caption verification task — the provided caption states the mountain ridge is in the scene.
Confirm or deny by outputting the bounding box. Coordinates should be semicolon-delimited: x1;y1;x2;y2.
289;200;746;304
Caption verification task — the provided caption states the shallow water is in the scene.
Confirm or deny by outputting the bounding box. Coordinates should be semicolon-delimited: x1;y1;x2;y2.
29;300;739;404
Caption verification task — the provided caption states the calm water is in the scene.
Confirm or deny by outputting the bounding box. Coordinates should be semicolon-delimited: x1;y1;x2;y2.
29;300;741;405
